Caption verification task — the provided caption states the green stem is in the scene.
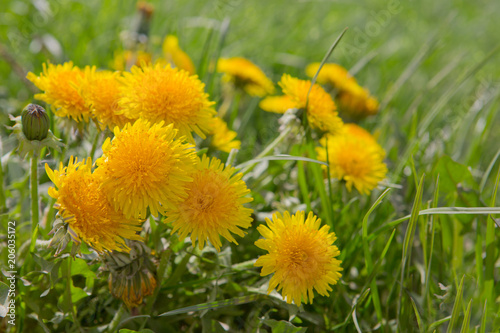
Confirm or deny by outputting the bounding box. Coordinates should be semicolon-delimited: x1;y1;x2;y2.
29;153;39;252
66;256;84;332
107;304;127;333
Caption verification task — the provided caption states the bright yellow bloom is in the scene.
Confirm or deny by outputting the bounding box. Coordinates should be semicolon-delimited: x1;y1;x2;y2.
162;35;196;75
262;74;343;134
45;156;142;253
27;62;90;122
79;67;133;130
316;126;387;194
95;119;196;219
259;95;297;114
254;211;342;306
305;62;356;91
337;80;379;118
118;63;216;143
111;50;152;71
217;57;275;97
341;123;385;158
208;117;241;153
166;155;253;251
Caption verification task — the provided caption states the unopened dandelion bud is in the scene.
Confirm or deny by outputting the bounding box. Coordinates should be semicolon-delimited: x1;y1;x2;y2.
21;104;49;141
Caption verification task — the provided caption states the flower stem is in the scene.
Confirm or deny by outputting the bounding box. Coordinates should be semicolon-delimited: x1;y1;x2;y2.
107;304;126;333
29;153;39;252
66;256;84;333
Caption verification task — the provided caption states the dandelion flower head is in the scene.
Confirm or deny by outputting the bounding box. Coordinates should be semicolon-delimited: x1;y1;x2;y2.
305;62;356;91
166;155;253;251
259;95;297;114
217;57;275;97
254;211;342;306
316;126;387;194
79;67;133;130
45;156;142;253
96;119;196;219
27;62;90;122
162;35;196;75
118;63;216;143
277;74;344;134
337;80;379;119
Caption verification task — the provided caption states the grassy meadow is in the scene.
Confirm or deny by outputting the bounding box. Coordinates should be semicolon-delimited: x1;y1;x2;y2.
1;0;500;332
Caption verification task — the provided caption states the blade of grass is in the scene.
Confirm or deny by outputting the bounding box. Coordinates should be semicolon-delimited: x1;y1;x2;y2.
397;174;424;330
407;290;424;333
330;288;371;330
306;142;333;227
479;146;500;193
459;299;472;333
447;275;465;333
428;316;452;331
479;300;487;333
484;163;500;308
158;295;263;317
307;27;348;102
424;175;439;323
362;188;392;324
297;160;312;211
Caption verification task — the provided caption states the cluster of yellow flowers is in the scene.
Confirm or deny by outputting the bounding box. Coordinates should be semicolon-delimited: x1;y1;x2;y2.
27;44;392;308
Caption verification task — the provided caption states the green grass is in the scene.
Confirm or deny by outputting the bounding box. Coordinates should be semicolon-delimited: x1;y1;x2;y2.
1;0;500;332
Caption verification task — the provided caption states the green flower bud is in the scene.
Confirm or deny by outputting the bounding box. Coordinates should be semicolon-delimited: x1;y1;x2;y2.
21;104;50;141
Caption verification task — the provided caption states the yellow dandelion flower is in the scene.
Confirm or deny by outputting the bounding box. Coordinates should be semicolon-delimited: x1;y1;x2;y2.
79;67;133;130
337;80;379;119
209;117;241;153
305;62;356;91
259;95;297;114
340;123;385;158
316;128;387;194
96;119;196;219
27;62;90;122
162;35;196;75
118;63;216;143
274;74;344;134
254;211;342;306
111;50;152;71
217;57;275;97
45;156;142;253
166;155;253;251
